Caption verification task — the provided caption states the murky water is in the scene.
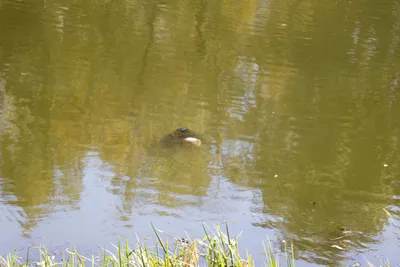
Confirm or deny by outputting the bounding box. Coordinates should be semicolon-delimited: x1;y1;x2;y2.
0;0;399;265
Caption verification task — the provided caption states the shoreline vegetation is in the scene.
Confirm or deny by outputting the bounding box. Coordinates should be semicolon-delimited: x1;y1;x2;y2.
0;224;390;267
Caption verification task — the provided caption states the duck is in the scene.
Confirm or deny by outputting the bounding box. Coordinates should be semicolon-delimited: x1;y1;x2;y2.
160;127;202;147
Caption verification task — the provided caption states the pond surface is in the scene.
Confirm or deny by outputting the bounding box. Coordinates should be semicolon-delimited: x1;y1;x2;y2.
0;0;399;266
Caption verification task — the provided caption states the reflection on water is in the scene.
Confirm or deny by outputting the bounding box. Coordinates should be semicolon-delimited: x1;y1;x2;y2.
0;0;400;265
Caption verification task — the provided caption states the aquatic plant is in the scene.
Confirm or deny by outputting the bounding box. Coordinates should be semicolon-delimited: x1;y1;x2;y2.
0;224;390;267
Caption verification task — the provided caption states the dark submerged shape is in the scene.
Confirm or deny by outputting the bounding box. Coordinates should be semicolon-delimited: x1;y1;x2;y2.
160;127;202;147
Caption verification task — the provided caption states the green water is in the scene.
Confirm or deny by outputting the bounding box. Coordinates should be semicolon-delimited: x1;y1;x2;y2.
0;0;399;265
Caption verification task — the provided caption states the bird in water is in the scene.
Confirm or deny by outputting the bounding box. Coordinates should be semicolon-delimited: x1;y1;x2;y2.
160;127;202;147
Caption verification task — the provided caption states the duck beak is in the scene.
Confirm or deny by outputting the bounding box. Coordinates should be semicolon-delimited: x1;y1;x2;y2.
183;137;202;147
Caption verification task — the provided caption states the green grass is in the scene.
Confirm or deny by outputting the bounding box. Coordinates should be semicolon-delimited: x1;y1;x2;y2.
0;224;390;267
